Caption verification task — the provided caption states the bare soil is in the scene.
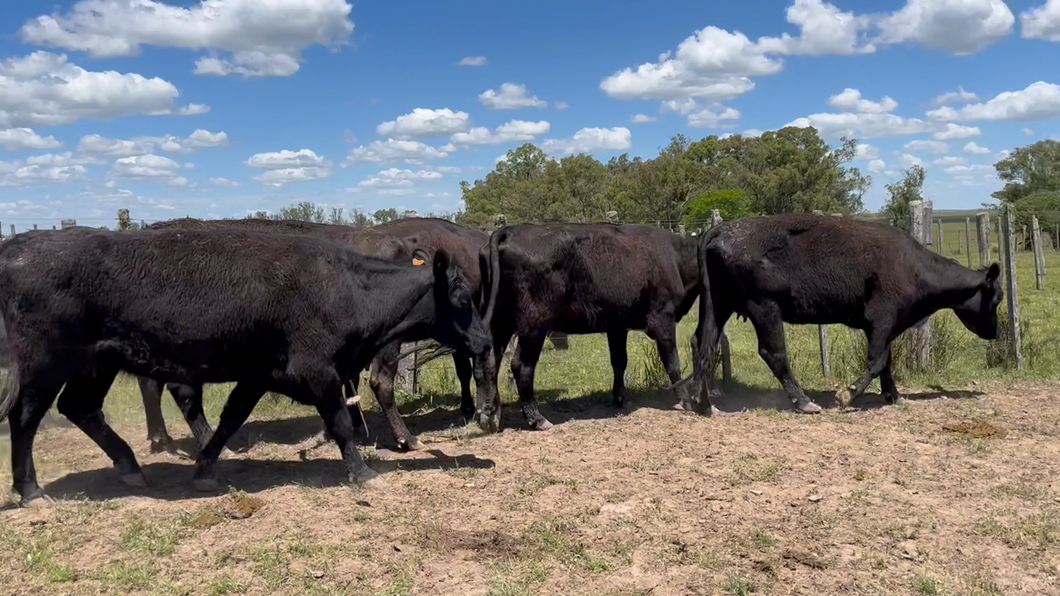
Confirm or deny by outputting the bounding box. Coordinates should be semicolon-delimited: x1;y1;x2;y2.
1;382;1059;595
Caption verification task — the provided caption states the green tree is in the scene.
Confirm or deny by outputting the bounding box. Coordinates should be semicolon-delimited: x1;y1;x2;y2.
373;208;399;224
682;189;754;228
278;201;326;222
992;140;1060;203
881;164;926;232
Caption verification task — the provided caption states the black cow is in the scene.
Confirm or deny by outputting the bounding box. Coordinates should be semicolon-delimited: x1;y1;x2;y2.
0;227;490;506
474;223;699;432
138;216;490;452
690;214;1002;415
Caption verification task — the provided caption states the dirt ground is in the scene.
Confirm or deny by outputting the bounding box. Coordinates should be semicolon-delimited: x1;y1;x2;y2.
1;382;1058;596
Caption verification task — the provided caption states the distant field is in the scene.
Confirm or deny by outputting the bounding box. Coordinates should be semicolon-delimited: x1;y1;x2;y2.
2;215;1059;595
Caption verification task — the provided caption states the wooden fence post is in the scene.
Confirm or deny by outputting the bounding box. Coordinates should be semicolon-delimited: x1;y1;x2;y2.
1032;216;1046;290
61;219;76;229
32;224;37;230
709;209;732;383
8;225;14;238
1001;204;1024;369
976;212;991;268
678;223;686;237
936;221;944;255
909;201;932;370
964;218;973;267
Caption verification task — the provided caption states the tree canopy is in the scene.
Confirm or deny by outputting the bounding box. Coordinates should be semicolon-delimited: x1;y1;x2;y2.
456;126;870;230
881;165;926;232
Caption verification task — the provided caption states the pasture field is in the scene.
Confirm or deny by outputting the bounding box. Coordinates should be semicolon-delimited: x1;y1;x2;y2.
1;217;1059;595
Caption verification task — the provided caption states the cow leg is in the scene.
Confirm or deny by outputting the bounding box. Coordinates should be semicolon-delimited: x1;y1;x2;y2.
511;331;552;431
474;322;513;434
453;351;476;419
369;342;423;452
57;367;147;488
315;371;384;489
647;313;683;386
835;332;892;409
747;302;822;414
9;374;66;506
685;300;733;416
139;377;174;454
879;349;904;405
320;374;362;443
165;383;235;459
192;382;266;491
606;329;629;408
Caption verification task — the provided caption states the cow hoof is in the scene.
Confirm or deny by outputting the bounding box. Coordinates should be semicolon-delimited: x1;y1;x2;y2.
352;472;386;490
795;401;823;414
217;447;236;460
460;405;477;420
193;477;220;492
530;418;553;431
476;413;502;434
397;436;425;452
20;493;55;509
710;406;745;418
120;472;149;488
834;388;854;409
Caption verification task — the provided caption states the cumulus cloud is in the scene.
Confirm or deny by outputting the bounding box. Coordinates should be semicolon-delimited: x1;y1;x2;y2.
828;88;898;113
899;153;926;168
343;139;450;165
687;107;741;128
630;114;657;123
541;127;632;155
787;111;931;140
376;108;470;139
478;83;548;109
932;86;980;106
932;123;982;139
210;177;240;187
1024;127;1035;135
600;0;1014;109
457;56;487;66
945;163;994;175
855;144;881;160
356;168;442;189
904;140;950;154
78;130;227;158
927;81;1060;122
20;0;355;78
0;51;205;127
245;149;333;187
963;141;992;154
0;128;61;151
1021;0;1060;40
450;120;550;146
868;158;887;173
112;154;183;182
554;101;570;110
25;152;102;167
933;156;965;166
0;160;88;187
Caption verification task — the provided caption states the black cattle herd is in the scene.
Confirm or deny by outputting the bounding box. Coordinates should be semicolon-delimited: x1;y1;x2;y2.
0;214;1003;506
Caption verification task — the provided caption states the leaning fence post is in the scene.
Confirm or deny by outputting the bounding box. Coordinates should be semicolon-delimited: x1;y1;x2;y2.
1001;204;1024;369
708;209;732;382
909;201;933;370
964;218;973;267
976;213;991;268
1032;215;1046;290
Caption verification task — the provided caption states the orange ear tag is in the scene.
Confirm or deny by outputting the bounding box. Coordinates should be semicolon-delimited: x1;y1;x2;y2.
412;258;425;266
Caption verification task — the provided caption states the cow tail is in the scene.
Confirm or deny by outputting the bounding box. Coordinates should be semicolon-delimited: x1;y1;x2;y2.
482;227;504;325
0;313;19;423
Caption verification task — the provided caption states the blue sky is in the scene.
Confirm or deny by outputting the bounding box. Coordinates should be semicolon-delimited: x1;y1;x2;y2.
1;0;1060;229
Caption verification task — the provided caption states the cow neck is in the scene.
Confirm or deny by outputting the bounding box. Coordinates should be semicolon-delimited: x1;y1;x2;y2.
360;266;435;350
913;251;984;317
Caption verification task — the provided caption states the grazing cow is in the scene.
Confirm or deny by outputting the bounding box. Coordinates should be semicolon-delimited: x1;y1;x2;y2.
0;227;490;506
690;214;1002;415
474;223;699;432
139;216;490;452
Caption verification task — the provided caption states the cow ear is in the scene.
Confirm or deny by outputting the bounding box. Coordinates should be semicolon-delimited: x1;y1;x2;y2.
985;262;1000;283
411;248;431;267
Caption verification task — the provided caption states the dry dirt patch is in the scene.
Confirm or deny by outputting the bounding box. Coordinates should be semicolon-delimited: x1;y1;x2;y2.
1;382;1059;595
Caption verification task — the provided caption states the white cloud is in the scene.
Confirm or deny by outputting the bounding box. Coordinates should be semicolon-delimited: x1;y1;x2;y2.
245;149;330;170
630;114;657;123
254;167;333;187
963;141;992;154
478;83;547;109
828;88;898;113
787;112;931;139
457;56;487;67
932;123;982;139
868;158;887;173
343;139;450;165
0;128;61;151
541;127;632;155
0;51;205;127
932;86;980;106
1024;127;1035;135
357;168;442;189
20;0;354;78
875;0;1014;55
933;155;965;166
163;129;228;152
927;82;1060;121
0;161;88;187
904;139;950;154
210;177;240;187
450;120;550;146
687;107;741;128
554;101;570;110
743;129;765;138
899;153;926;168
25;152;102;167
78;134;155;157
376;108;470;139
1021;0;1060;40
855;143;881;160
167;177;189;188
112;154;183;181
945;163;994;175
183;162;194;170
78;130;227;158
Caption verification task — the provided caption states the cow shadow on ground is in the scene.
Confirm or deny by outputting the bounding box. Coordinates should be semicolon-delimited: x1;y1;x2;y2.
34;448;494;504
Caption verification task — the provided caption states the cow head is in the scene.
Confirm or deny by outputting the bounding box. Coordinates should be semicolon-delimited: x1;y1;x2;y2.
953;262;1003;340
425;248;492;357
